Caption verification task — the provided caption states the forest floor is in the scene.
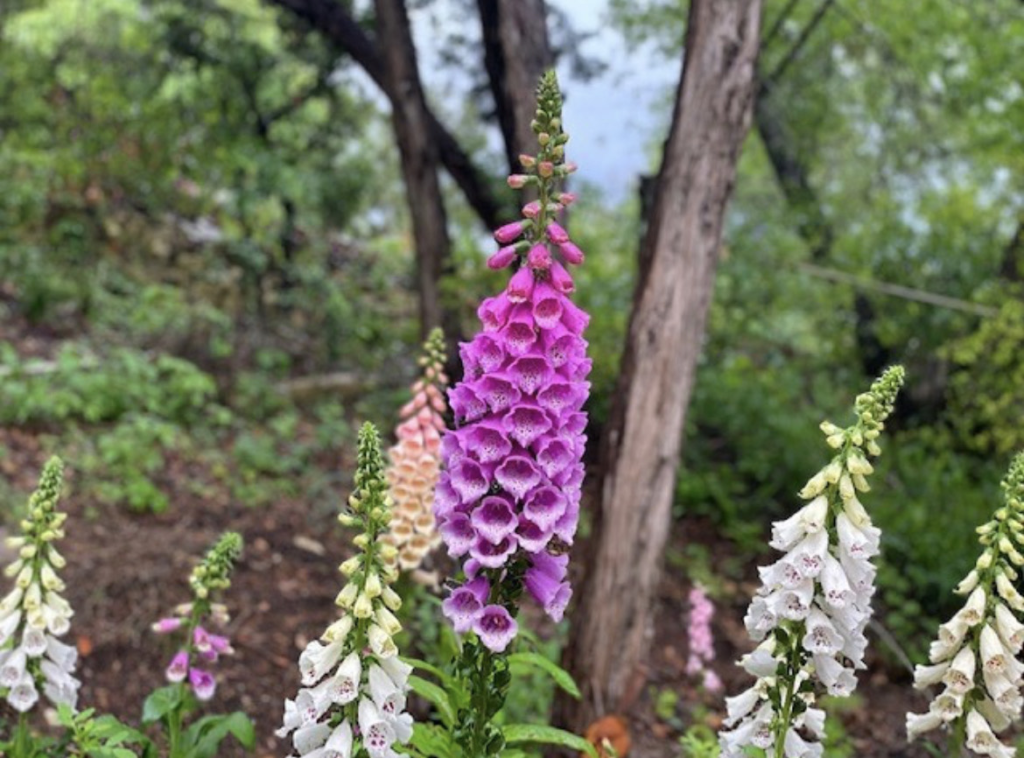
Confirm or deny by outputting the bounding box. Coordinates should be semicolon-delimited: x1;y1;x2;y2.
0;427;938;758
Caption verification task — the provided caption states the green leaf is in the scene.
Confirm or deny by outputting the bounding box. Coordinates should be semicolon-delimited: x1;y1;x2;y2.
408;675;456;727
88;748;139;758
408;722;457;758
403;656;449;684
502;724;597;758
507;652;581;699
141;685;181;724
185;712;256;758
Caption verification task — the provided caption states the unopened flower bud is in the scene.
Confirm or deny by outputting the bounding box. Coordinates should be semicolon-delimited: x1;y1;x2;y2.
353;592;373;618
364;572;382;599
336;583;358;609
494;220;528;244
381;586;402;612
527;244;552;270
487;245;519;270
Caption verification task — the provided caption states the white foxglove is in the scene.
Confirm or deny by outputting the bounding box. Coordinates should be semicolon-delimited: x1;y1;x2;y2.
278;424;412;758
907;451;1024;756
719;367;904;757
0;457;80;712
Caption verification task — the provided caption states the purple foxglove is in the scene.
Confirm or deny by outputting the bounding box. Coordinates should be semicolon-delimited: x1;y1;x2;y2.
165;650;189;683
435;74;589;652
188;667;216;701
152;617;182;634
473;605;519;653
153;532;240;711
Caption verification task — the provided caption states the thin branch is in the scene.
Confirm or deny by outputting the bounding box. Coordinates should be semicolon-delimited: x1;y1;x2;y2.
266;0;506;228
762;0;801;51
798;262;998;317
264;73;332;127
1000;218;1023;283
762;0;835;89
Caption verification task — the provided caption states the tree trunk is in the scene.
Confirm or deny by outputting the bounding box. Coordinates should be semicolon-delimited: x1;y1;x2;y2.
556;0;761;733
373;0;455;338
477;0;554;174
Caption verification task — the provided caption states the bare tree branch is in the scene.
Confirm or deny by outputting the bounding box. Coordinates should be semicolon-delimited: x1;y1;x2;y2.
266;0;507;229
762;0;835;88
1001;219;1024;282
477;0;553;174
762;0;801;51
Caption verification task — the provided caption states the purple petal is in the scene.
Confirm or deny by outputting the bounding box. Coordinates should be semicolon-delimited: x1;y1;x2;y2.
495;456;542;501
471;496;518;544
473;605;519;652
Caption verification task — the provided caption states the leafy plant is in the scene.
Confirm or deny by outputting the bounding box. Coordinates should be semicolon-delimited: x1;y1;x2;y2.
405;648;597;758
55;704;154;758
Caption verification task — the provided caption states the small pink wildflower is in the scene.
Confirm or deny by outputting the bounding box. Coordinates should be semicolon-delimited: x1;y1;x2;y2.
685;584;721;691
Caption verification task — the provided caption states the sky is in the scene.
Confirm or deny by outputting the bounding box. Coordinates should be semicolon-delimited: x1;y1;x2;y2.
548;0;680;198
409;0;682;202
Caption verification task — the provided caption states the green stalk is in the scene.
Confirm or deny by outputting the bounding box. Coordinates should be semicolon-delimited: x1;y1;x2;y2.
167;692;184;758
772;628;803;757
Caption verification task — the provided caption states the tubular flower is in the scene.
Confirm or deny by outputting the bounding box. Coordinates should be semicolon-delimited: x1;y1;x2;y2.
906;451;1024;758
686;584;722;691
719;367;905;758
382;328;448;586
0;457;79;712
278;423;412;758
435;71;589;653
153;532;242;703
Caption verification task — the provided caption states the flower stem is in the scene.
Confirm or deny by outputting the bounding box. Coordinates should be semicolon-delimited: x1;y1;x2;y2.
13;713;31;758
167;682;186;758
773;627;803;756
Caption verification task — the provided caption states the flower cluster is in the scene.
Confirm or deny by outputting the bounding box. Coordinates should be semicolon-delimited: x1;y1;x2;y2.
153;531;242;703
906;451;1024;757
0;456;79;713
436;71;590;653
383;328;448;585
278;422;412;758
719;367;904;758
686;585;721;692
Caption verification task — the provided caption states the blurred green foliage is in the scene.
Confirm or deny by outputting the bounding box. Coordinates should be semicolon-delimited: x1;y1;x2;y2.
606;0;1024;654
0;0;1021;677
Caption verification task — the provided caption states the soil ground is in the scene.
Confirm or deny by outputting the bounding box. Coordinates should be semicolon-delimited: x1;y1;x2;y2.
0;430;938;758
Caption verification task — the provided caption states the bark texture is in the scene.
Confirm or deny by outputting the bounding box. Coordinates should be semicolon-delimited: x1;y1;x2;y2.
373;0;453;337
557;0;762;732
478;0;554;173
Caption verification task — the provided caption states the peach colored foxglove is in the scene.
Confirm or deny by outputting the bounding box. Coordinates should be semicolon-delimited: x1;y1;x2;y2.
383;328;448;585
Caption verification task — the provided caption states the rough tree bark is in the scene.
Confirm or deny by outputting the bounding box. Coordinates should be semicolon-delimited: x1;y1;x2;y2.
372;0;455;338
477;0;554;174
556;0;762;734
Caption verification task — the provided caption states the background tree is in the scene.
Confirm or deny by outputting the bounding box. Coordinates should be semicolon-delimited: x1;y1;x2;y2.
558;0;763;732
